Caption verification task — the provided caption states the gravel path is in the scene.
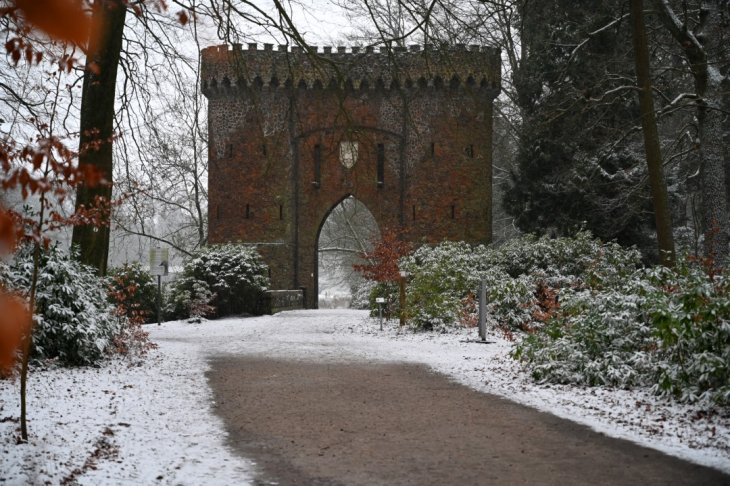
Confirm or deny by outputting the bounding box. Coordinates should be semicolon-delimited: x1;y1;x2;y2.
207;355;728;485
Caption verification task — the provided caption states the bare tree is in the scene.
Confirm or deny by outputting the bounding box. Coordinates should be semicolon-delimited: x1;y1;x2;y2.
71;0;127;275
630;0;675;266
650;0;729;267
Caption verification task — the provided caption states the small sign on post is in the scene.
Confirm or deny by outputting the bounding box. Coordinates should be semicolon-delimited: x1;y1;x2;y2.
376;297;386;331
149;247;169;325
149;247;169;277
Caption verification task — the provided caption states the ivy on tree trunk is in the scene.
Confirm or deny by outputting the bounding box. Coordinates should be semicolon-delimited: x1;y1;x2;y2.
71;0;127;275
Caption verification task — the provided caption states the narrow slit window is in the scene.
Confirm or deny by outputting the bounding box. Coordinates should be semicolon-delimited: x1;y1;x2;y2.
376;143;385;187
451;204;456;219
279;204;284;220
313;144;322;187
430;142;435;158
412;205;416;221
245;204;251;219
465;144;474;158
261;144;267;157
216;205;220;220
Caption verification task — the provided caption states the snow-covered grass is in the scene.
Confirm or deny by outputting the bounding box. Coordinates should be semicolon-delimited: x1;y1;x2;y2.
2;309;728;484
0;339;254;485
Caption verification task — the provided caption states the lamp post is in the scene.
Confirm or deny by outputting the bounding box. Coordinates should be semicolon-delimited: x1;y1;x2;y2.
399;270;408;327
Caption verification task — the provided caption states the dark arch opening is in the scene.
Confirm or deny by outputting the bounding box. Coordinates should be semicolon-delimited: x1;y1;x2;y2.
315;195;380;309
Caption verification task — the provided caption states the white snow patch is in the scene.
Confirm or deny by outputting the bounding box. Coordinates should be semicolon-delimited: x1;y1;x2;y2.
0;340;254;485
2;309;728;484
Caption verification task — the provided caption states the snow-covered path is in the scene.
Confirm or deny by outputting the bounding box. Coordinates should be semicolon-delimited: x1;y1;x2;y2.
2;309;729;484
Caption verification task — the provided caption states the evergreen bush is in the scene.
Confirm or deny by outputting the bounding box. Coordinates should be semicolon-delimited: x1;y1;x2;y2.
0;246;123;366
514;283;658;387
166;244;269;320
398;232;641;331
108;262;158;324
516;260;730;406
646;263;730;405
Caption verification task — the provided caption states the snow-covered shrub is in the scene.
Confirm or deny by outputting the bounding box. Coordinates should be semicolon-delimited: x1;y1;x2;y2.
516;259;730;406
489;231;642;288
397;233;641;332
0;246;122;366
514;282;658;387
401;241;487;330
108;263;158;324
166;244;269;319
367;281;400;319
487;273;541;332
350;278;375;310
645;263;730;405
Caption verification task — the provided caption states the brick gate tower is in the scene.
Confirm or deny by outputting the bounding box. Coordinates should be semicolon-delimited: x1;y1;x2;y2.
201;43;500;308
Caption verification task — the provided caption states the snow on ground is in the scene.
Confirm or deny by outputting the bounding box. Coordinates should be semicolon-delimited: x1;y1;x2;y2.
0;339;254;485
2;309;729;484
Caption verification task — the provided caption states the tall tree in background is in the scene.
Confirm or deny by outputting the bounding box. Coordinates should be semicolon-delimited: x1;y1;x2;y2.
650;0;729;267
630;0;675;266
72;0;318;272
71;0;127;275
505;0;658;252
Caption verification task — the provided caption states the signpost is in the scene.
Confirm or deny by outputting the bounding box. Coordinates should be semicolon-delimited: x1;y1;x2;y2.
398;270;408;327
149;247;169;325
376;297;386;331
478;279;487;342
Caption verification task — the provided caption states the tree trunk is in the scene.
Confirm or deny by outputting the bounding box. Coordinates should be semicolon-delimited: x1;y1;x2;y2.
697;2;730;267
697;85;730;266
630;0;675;266
651;0;729;268
71;0;127;275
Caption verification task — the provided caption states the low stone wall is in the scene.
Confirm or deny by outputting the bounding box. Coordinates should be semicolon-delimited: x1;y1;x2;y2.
259;290;304;315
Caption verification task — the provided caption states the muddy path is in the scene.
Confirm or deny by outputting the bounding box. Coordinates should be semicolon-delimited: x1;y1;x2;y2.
207;356;728;485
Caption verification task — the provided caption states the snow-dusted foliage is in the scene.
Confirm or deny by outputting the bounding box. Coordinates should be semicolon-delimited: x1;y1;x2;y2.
363;231;728;405
400;241;484;331
350;278;376;310
108;262;158;324
166;244;269;319
0;246;122;366
516;260;730;406
489;232;642;286
399;232;641;331
514;282;658;388
646;263;730;405
366;282;401;319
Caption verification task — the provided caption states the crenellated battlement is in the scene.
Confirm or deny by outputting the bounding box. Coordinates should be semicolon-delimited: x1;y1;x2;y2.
201;43;500;97
204;41;498;308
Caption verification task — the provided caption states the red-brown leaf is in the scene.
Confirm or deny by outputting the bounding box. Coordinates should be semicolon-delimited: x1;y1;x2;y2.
15;0;91;47
177;10;188;25
0;291;31;376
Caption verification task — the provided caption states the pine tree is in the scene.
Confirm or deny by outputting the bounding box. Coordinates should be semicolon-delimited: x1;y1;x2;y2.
505;0;658;253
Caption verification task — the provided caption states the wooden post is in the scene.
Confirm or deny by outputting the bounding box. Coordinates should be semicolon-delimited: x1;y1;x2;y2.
157;275;162;326
399;276;406;326
478;279;487;341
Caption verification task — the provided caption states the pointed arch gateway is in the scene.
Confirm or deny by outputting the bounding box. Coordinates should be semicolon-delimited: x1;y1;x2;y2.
316;195;380;308
202;43;500;309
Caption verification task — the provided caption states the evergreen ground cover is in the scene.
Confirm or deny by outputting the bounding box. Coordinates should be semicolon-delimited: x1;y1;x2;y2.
363;232;729;406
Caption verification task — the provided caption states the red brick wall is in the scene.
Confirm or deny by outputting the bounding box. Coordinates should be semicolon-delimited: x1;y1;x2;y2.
203;44;500;307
